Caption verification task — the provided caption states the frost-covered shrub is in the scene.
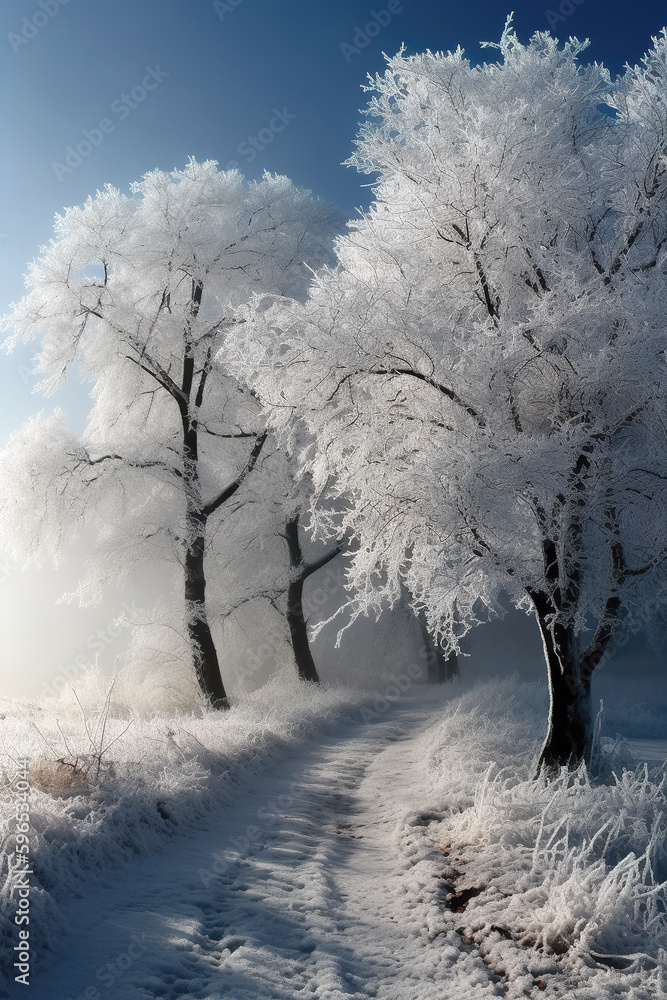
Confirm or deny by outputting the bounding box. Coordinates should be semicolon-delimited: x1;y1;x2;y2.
419;678;667;995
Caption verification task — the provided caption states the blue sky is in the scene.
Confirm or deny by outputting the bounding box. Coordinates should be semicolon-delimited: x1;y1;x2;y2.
0;0;665;698
0;0;663;444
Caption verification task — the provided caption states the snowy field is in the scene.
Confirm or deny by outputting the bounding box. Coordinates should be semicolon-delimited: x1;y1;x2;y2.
0;673;665;999
0;670;365;996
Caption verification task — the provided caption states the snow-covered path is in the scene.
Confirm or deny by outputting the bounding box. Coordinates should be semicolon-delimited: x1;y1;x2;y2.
28;692;486;1000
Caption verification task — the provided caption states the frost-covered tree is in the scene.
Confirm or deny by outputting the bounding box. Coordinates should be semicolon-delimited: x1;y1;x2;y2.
210;454;345;687
1;160;340;708
223;26;667;768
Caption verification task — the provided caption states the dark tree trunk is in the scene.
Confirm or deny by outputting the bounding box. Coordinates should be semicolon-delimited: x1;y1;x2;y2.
184;520;229;709
531;590;592;775
284;516;342;684
178;298;229;710
180;423;266;709
417;610;459;683
174;281;268;710
285;517;320;683
286;573;320;683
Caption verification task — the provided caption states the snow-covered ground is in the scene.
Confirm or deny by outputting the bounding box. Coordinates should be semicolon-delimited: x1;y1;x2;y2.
1;674;666;999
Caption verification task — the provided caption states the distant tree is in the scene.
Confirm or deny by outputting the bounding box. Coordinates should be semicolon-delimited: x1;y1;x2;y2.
417;610;458;684
223;26;667;769
1;160;340;708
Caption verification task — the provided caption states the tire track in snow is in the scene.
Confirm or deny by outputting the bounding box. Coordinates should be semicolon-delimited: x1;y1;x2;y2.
23;692;499;1000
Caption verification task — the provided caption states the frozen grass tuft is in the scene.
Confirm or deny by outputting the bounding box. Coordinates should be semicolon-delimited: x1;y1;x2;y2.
418;677;667;996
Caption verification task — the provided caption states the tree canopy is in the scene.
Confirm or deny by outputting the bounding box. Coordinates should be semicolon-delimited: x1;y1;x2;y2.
223;24;667;767
1;159;341;705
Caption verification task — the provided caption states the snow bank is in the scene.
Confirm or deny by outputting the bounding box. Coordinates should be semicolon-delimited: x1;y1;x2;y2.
412;677;667;997
0;667;362;989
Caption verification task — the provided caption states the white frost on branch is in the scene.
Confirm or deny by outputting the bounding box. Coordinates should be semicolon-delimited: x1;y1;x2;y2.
222;28;667;659
0;159;342;628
